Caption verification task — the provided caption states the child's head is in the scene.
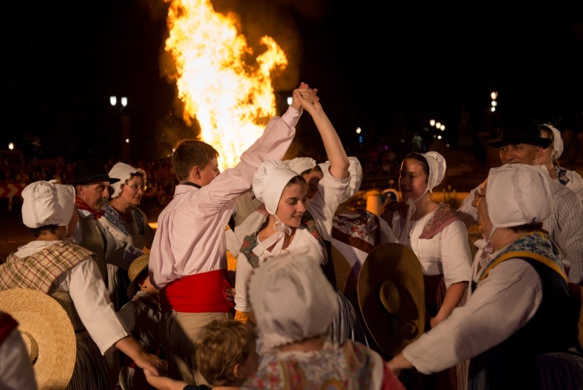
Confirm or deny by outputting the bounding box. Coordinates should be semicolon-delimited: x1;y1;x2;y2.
127;254;158;298
172;139;219;184
195;319;259;387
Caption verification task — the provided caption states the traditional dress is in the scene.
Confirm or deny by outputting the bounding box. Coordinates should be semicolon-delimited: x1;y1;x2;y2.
242;340;404;390
148;106;301;384
382;201;472;389
100;204;155;251
0;240;128;389
404;231;583;389
117;292;162;390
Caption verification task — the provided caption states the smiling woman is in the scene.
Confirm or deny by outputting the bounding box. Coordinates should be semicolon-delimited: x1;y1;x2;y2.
99;162;155;252
380;151;473;390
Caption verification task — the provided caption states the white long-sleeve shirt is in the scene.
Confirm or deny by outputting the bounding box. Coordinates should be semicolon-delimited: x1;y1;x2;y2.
13;241;129;355
149;107;301;289
403;246;542;374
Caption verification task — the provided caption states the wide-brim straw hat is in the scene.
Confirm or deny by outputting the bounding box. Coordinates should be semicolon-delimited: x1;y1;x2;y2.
0;288;76;389
127;253;150;299
326;245;355;297
358;243;425;357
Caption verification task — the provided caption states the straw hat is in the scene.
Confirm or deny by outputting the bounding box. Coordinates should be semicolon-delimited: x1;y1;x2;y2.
0;288;76;389
127;253;150;299
357;243;425;357
327;244;354;296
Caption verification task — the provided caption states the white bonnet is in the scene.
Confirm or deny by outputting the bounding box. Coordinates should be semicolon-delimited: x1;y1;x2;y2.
248;249;338;352
285;157;316;175
422;151;446;192
318;157;363;203
252;160;300;214
542;123;563;160
486;164;553;229
21;180;75;228
108;162;147;198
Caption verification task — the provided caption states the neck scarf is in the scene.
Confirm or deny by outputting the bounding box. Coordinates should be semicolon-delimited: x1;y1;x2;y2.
75;197;105;220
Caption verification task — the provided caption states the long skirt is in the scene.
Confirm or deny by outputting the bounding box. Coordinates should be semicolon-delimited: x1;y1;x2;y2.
66;331;110;390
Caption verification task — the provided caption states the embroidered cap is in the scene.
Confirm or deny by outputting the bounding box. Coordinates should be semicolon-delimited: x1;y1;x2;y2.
486;164;553;229
109;162;147;198
21;180;75;228
248;249;338;352
253;160;301;214
285;157;316;175
422;151;446;193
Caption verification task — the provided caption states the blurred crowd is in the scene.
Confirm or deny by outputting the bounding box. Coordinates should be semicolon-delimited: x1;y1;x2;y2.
0;156;178;211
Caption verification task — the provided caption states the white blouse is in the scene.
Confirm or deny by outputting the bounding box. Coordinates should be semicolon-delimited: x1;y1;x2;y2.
406;210;472;288
14;241;129;355
234;229;324;313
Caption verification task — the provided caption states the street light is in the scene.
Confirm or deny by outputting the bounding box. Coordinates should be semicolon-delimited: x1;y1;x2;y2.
356;127;363;145
110;95;130;161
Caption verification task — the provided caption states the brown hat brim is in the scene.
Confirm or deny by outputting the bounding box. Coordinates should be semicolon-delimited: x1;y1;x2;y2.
127;254;150;299
357;243;425;357
0;288;76;388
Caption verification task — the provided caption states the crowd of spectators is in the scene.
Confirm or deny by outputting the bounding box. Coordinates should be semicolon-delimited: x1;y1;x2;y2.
0;155;177;214
0;145;410;211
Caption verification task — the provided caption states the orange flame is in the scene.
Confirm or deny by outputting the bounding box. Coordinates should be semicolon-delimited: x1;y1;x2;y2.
165;0;288;170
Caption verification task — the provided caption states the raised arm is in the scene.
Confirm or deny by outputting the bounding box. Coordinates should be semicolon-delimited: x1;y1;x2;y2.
296;89;349;180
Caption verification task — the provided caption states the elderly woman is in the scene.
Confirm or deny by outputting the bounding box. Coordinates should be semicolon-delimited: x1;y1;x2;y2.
388;164;583;389
100;162;155;251
0;180;164;389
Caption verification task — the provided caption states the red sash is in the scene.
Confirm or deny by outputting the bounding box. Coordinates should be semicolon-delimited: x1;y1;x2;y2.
160;269;233;313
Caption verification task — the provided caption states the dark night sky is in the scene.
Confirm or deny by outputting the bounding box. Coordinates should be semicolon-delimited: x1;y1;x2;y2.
2;1;583;163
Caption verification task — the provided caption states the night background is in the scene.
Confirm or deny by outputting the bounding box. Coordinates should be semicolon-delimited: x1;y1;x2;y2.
2;1;583;166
